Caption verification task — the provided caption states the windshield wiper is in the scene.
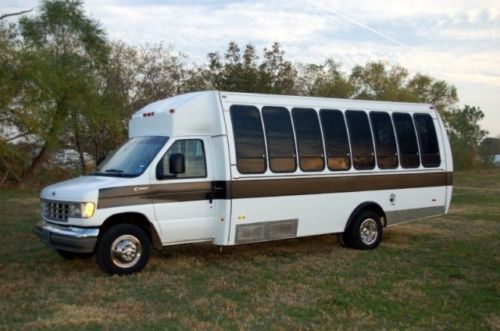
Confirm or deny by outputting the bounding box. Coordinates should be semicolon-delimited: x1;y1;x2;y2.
93;169;130;177
104;169;124;173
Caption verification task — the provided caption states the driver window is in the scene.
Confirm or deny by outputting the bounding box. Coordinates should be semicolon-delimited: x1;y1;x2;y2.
158;139;207;179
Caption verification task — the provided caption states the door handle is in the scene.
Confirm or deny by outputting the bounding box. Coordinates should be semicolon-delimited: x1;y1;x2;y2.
207;192;214;204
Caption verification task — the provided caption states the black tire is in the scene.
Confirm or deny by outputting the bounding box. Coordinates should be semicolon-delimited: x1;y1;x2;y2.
96;224;151;275
56;249;93;260
343;210;383;250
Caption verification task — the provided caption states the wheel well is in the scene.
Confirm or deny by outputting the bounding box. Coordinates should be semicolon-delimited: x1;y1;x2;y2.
99;212;162;250
344;202;387;231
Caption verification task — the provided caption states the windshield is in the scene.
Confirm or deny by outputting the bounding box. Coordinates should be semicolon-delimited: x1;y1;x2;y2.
95;136;168;177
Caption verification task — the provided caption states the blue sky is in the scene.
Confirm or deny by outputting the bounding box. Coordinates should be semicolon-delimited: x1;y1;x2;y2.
3;0;500;135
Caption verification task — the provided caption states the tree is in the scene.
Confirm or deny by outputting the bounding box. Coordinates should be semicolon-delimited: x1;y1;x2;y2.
131;44;187;110
0;19;32;186
349;62;412;101
480;137;500;155
208;42;259;92
259;42;297;94
406;74;458;114
349;62;458;113
18;0;109;176
444;105;488;169
479;137;500;167
206;42;297;94
1;1;489;184
297;59;353;98
0;21;20;136
86;41;137;163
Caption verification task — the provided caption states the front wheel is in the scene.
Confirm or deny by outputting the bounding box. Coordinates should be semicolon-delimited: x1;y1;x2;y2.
96;224;151;275
341;210;383;249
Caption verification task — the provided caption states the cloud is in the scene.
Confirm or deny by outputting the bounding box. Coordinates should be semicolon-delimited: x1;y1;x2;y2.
311;0;499;23
3;0;500;134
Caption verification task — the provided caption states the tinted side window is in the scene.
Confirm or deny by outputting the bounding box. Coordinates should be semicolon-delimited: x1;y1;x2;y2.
393;113;420;168
369;112;398;169
230;105;266;174
262;106;297;173
414;114;441;167
320;110;351;170
292;108;325;171
346;110;375;170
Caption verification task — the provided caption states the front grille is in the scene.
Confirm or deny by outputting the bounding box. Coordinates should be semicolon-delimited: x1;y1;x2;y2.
41;200;70;222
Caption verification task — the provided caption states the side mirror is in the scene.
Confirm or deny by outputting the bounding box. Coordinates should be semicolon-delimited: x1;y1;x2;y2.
169;153;185;175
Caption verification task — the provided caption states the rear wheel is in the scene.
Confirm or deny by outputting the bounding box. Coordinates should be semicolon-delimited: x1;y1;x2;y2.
96;224;151;275
340;210;383;249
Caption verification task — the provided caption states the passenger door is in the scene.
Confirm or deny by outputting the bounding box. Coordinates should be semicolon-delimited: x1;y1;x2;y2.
152;138;215;244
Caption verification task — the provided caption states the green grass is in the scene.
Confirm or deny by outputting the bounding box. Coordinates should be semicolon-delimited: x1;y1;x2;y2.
0;171;499;330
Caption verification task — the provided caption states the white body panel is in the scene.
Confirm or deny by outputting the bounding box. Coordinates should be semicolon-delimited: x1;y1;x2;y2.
150;136;216;244
220;92;450;245
228;185;446;243
129;91;226;138
40;174;163;241
154;199;214;244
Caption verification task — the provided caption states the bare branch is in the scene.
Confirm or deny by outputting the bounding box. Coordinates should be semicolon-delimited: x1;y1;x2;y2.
0;156;26;189
0;9;33;20
5;132;29;142
44;159;73;176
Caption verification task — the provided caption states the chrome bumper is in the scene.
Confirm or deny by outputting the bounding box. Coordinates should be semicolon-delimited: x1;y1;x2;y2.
35;221;99;253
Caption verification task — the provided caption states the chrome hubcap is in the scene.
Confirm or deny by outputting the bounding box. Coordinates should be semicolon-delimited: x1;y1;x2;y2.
111;235;142;268
360;218;378;245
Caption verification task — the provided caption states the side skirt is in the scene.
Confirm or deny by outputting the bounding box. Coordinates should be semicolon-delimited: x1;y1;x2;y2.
235;219;299;244
385;206;446;227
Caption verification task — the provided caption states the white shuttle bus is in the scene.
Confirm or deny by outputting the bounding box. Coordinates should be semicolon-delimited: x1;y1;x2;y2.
36;91;453;275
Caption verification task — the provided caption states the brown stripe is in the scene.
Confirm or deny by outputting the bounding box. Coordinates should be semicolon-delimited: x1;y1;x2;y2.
98;187;153;209
98;182;211;209
149;182;212;203
231;172;451;199
97;171;453;209
445;172;453;186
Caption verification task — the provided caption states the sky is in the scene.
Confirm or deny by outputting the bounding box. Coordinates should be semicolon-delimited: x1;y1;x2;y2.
3;0;500;136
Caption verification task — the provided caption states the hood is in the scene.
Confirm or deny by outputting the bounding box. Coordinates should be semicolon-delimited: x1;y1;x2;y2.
40;175;136;202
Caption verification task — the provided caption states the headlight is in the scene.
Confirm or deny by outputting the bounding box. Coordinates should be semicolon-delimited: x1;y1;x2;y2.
81;202;96;218
68;202;95;218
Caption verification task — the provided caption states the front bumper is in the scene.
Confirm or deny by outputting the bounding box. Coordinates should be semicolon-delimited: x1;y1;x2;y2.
35;221;99;253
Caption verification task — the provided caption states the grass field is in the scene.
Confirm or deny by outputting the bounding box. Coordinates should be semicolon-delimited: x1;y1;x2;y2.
0;171;499;330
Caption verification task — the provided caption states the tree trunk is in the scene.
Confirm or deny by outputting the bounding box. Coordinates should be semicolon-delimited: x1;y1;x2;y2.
78;148;86;175
23;144;49;180
23;97;68;179
74;127;86;175
72;111;86;175
0;170;9;187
